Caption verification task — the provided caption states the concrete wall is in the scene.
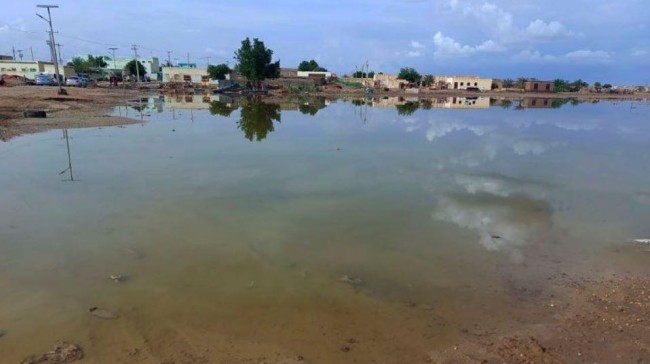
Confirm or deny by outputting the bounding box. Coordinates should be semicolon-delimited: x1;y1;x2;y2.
297;71;332;79
162;66;209;85
435;76;492;91
523;81;554;92
0;60;75;80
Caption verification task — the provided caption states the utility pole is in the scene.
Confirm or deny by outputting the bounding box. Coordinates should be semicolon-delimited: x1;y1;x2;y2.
206;56;210;67
187;52;190;65
108;47;118;71
131;44;140;82
12;46;16;60
29;47;34;61
36;4;65;95
56;43;63;65
166;50;172;66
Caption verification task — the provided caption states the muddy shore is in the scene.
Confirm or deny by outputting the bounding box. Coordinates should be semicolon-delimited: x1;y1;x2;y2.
0;86;145;141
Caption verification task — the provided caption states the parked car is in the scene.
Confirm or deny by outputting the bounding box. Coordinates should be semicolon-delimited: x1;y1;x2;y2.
77;74;91;86
36;74;54;86
66;76;82;87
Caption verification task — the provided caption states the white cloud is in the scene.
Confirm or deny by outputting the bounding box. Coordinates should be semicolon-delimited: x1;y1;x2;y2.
411;40;425;49
433;32;503;58
407;50;422;57
525;19;577;40
564;49;613;63
0;25;8;31
513;49;613;63
447;1;575;42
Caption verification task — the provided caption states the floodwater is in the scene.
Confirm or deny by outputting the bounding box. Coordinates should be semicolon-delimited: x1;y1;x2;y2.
1;95;649;363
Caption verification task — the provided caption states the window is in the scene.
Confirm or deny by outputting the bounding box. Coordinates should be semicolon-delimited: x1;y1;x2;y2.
532;100;537;106
533;83;539;90
474;82;478;86
30;68;37;72
545;84;550;90
543;100;548;106
460;82;464;86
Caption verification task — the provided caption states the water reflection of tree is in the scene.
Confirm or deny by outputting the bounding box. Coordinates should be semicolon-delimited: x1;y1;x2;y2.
395;101;419;116
298;103;320;115
209;101;238;117
238;100;281;141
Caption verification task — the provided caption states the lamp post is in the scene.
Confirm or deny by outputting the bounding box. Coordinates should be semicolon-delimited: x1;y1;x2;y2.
36;4;66;95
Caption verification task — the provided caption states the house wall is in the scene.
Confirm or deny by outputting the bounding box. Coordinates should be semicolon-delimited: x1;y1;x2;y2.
523;81;554;92
0;60;75;80
373;74;405;89
436;76;492;91
162;66;209;85
297;71;332;79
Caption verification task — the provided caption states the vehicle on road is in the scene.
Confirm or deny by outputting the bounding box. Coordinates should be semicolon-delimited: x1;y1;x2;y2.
35;74;54;86
66;76;88;87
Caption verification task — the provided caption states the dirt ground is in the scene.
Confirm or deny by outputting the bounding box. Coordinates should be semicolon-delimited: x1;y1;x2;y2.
0;85;145;141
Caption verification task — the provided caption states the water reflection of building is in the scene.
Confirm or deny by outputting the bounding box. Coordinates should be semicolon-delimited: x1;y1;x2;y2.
520;98;553;109
163;94;235;109
371;96;489;109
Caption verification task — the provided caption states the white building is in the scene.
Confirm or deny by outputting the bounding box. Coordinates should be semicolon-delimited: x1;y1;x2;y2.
161;66;209;85
0;60;76;80
297;71;333;79
434;76;493;91
108;57;160;76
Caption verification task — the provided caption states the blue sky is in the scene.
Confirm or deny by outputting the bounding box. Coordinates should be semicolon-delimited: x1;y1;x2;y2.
2;0;648;84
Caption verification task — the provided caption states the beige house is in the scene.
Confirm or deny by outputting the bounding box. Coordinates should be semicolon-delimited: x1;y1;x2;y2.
434;76;492;91
373;74;406;89
0;60;75;80
162;66;209;86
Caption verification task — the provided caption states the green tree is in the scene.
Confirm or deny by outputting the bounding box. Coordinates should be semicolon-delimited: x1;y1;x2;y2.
397;67;421;83
67;55;108;73
125;60;147;76
298;59;327;72
207;64;231;80
603;83;612;89
503;78;515;88
554;79;570;92
237;100;281;141
87;55;107;68
569;79;588;92
422;74;434;87
234;38;280;87
395;101;419;116
352;71;367;78
209;101;237;117
67;57;91;73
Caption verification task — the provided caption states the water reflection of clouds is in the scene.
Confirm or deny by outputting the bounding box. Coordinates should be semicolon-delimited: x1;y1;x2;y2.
433;193;552;263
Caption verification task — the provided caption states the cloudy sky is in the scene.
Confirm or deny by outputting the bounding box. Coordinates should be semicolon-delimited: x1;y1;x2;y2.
2;0;648;83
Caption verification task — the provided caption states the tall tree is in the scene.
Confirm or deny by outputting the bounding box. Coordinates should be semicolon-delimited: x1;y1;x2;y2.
125;60;147;76
502;78;515;88
298;59;327;72
397;67;421;83
207;64;231;80
234;38;280;87
66;55;108;73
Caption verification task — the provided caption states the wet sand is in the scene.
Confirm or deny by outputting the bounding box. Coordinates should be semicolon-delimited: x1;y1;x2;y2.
0;85;145;141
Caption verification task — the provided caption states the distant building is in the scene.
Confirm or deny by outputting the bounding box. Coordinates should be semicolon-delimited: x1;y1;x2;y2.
280;68;298;78
161;66;209;85
373;74;406;89
297;71;333;79
0;55;14;61
434;76;492;91
108;57;160;77
0;60;75;80
523;80;554;92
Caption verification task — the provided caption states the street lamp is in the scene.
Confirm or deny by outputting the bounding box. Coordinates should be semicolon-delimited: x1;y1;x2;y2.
36;4;66;95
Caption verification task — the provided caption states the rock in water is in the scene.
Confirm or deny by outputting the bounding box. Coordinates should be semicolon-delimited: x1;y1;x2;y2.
22;341;83;363
88;306;118;319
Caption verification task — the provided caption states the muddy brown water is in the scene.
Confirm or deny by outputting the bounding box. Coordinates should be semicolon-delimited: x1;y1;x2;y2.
0;96;649;363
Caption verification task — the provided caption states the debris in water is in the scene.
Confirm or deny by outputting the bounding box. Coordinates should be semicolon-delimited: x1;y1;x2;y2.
21;341;83;363
88;307;118;319
340;275;363;285
632;238;650;244
109;274;124;283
